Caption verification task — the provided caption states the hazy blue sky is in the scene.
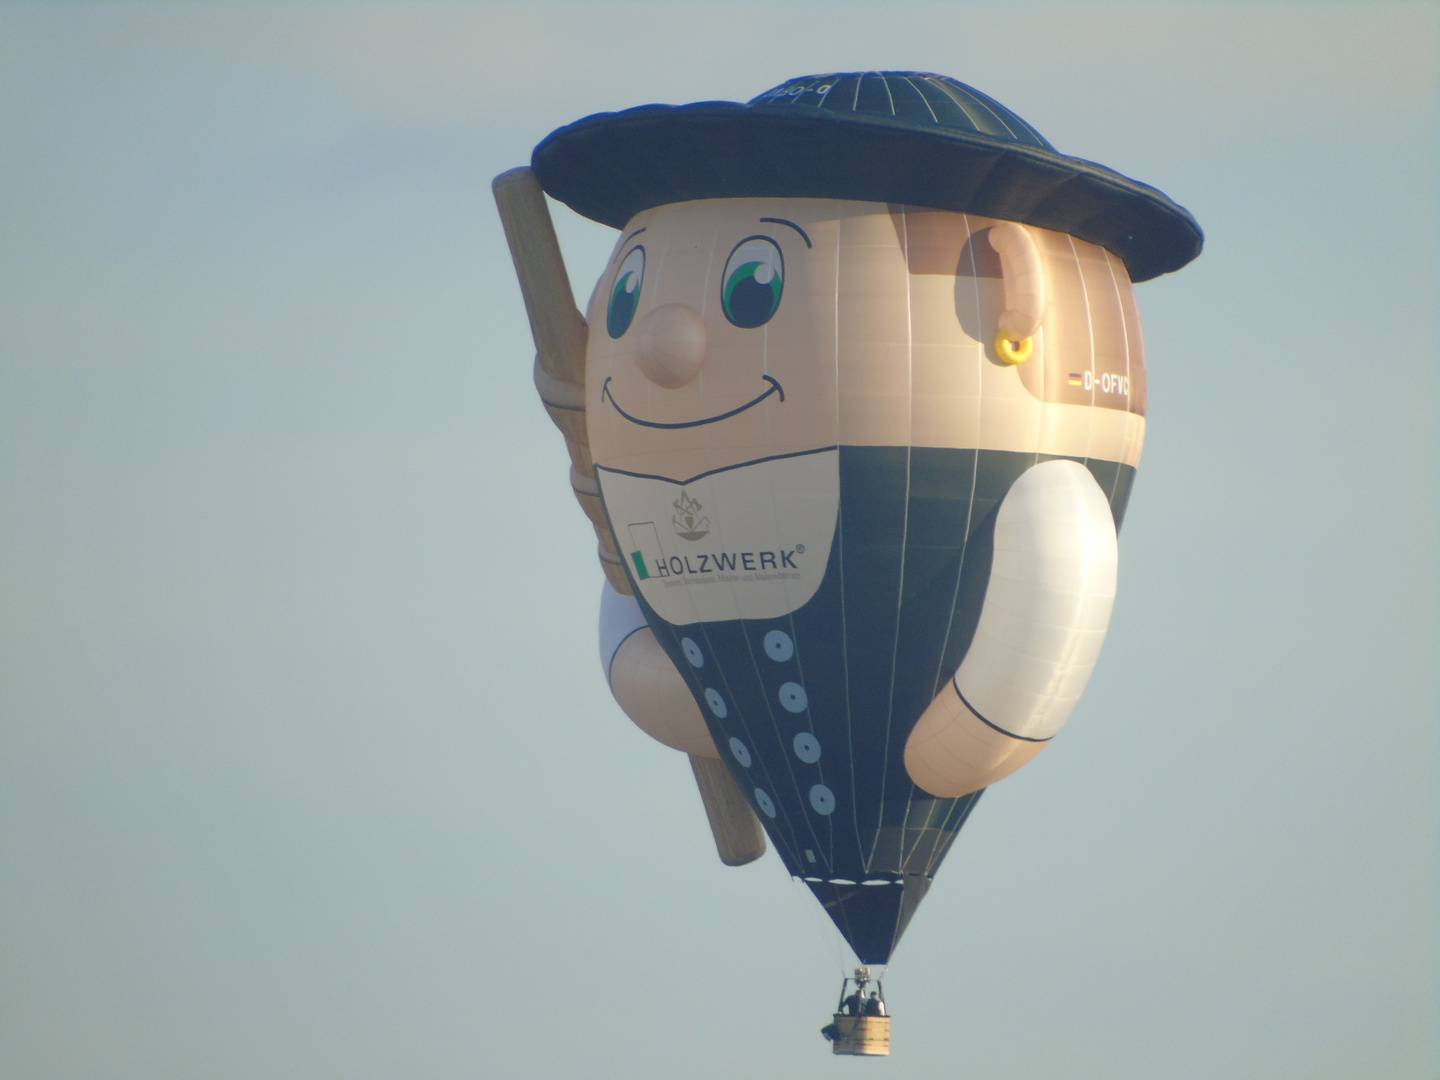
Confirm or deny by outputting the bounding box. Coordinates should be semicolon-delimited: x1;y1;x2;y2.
1;3;1435;1078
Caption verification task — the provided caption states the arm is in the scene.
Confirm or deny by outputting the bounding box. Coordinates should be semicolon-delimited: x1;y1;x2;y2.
599;581;717;758
904;459;1118;796
598;582;766;867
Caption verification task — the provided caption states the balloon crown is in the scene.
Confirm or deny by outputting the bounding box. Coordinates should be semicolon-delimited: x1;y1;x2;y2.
747;72;1055;150
532;70;1202;281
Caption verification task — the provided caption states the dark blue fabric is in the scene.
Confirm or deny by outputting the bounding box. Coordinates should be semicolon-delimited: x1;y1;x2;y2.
531;71;1204;282
628;447;1135;962
750;73;1053;150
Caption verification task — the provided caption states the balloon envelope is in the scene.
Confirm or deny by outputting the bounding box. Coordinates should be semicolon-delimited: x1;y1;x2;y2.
530;70;1198;964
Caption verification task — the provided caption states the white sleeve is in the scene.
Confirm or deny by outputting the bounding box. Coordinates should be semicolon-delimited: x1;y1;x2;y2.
598;579;648;686
953;458;1119;741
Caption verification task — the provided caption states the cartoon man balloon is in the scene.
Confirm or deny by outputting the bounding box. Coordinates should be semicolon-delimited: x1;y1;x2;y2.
495;72;1201;1039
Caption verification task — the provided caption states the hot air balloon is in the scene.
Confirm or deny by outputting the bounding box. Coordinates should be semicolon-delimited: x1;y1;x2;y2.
494;71;1201;1055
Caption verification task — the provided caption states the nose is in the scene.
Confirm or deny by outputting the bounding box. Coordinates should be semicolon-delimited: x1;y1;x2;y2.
634;303;707;388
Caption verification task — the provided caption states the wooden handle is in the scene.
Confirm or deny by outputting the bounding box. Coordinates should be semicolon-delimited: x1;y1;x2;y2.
689;755;767;866
494;167;631;595
492;167;588;386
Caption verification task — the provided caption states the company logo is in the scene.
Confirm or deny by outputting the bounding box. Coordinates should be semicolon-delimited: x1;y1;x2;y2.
633;548;803;580
671;490;710;541
626;519;806;584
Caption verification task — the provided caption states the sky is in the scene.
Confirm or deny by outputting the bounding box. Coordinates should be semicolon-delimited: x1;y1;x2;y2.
0;3;1436;1078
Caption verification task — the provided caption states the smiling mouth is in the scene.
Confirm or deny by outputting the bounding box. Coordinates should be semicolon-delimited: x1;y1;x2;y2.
600;375;785;429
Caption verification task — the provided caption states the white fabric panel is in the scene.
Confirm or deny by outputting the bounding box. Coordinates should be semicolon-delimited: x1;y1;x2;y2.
954;459;1118;740
598;579;648;684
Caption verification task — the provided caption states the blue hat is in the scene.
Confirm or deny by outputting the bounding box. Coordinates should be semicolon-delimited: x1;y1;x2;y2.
532;71;1201;282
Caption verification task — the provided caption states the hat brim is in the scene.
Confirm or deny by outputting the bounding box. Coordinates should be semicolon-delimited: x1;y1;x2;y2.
532;102;1201;283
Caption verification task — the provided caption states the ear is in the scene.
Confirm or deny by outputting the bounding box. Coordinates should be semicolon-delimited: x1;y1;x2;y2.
988;222;1049;340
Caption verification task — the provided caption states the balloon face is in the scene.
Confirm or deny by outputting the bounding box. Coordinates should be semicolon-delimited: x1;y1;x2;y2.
585;198;1147;963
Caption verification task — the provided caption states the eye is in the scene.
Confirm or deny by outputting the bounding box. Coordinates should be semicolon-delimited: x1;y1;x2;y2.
721;237;784;328
607;246;644;338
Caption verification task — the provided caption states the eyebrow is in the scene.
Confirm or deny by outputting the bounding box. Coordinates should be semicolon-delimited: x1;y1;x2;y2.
759;217;812;248
615;227;646;257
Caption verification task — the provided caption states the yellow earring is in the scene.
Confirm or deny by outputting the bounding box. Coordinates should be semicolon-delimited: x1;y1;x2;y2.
994;330;1033;365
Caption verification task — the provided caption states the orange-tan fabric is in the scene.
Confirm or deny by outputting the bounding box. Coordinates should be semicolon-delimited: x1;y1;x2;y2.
585;199;1146;486
904;680;1047;797
608;627;719;758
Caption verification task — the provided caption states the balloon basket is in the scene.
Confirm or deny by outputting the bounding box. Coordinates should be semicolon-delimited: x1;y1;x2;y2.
829;1014;890;1056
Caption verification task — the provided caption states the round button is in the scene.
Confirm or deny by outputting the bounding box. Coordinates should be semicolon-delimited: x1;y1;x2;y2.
778;681;808;714
809;784;835;815
704;688;728;718
729;738;752;768
754;789;777;818
681;637;704;668
793;732;821;763
763;630;794;662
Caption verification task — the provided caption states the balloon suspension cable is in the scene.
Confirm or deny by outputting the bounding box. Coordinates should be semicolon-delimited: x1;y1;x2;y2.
789;875;850;980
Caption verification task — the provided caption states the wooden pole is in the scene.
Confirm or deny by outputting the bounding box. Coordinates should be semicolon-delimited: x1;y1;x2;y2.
492;167;630;594
689;755;767;866
494;168;764;868
492;167;587;386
